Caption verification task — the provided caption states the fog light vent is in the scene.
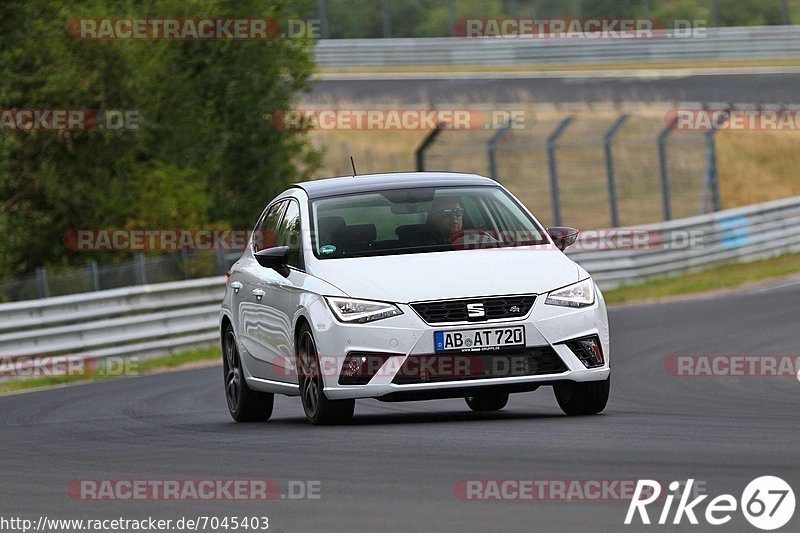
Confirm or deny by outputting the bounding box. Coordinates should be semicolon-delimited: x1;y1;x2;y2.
564;336;604;369
338;352;392;385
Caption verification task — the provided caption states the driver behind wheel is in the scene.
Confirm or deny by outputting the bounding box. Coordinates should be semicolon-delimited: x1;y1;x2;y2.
426;197;464;245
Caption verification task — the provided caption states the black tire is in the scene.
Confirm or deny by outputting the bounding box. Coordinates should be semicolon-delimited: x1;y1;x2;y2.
553;377;610;416
222;324;274;422
465;392;509;412
296;324;355;425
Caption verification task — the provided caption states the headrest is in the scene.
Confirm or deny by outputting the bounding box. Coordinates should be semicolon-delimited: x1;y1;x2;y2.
395;224;428;240
333;223;377;243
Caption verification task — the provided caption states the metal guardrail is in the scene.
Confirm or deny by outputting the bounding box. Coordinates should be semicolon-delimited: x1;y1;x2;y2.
315;26;800;67
567;195;800;289
0;277;225;361
1;195;799;364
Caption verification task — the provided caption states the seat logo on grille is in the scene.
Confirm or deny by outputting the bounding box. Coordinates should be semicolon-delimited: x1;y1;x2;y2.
466;303;485;318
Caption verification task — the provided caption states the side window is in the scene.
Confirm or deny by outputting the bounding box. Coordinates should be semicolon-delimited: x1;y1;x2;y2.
276;200;303;269
253;201;286;253
485;195;545;244
461;195;489;230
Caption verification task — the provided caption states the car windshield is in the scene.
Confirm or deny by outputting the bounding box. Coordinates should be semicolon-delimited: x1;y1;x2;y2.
311;186;547;259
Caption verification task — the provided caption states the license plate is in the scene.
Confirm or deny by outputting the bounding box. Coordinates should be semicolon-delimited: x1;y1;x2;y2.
434;326;525;353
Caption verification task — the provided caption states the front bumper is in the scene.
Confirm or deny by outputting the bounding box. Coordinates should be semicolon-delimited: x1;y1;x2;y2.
314;291;610;401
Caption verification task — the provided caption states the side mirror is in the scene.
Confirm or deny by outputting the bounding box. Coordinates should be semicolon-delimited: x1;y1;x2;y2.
255;246;290;276
547;227;579;251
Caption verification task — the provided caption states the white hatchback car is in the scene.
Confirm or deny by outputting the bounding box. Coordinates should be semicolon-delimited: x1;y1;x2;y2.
220;172;610;424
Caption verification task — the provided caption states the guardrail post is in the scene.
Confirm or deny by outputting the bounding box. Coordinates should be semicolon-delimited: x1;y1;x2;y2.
35;267;49;298
658;116;678;221
134;253;147;285
88;261;100;291
487;119;514;182
547;116;574;227
415;122;445;171
604;114;629;227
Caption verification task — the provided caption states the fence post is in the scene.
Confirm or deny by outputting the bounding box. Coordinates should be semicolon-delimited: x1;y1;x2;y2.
658;116;678;221
216;249;228;276
446;0;456;35
604;114;629;227
134;253;147;285
89;261;100;291
415;123;445;171
340;142;350;175
181;249;191;280
547;116;574;227
487;119;514;182
318;0;330;39
363;148;375;173
380;0;392;38
35;266;49;298
702;114;724;214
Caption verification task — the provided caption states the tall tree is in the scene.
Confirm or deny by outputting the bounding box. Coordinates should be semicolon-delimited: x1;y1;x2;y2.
0;0;319;276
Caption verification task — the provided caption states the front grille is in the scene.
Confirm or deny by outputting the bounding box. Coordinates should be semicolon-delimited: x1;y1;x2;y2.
410;294;536;324
391;346;566;384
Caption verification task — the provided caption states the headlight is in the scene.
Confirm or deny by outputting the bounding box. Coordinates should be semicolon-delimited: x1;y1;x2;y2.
545;278;595;308
325;297;403;323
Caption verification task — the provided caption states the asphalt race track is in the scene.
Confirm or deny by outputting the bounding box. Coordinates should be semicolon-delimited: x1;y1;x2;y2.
309;70;800;105
1;281;798;532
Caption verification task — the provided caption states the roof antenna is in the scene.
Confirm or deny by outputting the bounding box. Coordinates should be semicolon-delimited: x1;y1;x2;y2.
350;155;357;176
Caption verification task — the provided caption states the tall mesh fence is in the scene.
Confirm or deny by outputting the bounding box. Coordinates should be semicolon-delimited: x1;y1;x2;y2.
0;252;237;304
2;111;724;303
414;111;713;229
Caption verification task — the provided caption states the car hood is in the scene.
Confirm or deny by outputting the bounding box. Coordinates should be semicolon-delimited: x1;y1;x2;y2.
308;247;581;303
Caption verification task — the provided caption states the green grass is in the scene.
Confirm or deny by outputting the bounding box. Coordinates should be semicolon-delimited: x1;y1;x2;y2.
603;252;800;304
0;346;220;395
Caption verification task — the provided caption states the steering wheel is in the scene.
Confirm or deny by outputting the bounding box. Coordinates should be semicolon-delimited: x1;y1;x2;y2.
449;229;500;250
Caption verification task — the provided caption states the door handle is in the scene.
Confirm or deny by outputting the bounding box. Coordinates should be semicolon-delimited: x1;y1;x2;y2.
252;288;265;300
229;281;242;293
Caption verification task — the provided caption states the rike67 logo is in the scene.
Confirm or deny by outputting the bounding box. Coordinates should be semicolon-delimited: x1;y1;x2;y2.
626;477;795;530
